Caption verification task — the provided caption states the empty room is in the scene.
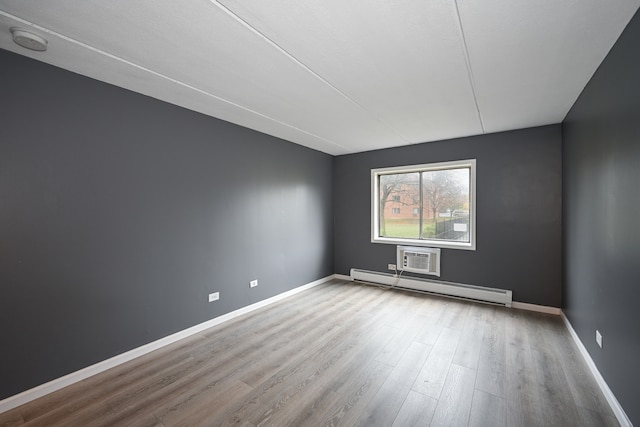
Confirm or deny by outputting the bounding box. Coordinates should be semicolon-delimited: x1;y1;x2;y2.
1;1;639;426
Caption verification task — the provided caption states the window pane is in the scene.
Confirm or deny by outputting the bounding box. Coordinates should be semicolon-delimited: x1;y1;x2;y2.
379;172;420;239
421;168;470;241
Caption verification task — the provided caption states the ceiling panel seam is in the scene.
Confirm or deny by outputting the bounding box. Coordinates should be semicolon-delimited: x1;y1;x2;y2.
453;0;485;134
209;0;412;144
0;9;349;153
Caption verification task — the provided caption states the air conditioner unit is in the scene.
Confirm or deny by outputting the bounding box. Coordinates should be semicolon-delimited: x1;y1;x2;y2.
397;246;441;276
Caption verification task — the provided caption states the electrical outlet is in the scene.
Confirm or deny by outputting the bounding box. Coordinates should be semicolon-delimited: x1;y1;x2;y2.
250;280;258;288
596;330;603;348
388;264;396;271
208;292;219;302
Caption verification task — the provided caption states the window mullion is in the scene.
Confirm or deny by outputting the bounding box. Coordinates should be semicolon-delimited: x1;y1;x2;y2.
419;172;423;240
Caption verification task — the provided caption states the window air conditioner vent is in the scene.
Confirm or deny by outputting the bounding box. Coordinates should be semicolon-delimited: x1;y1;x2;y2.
397;246;441;276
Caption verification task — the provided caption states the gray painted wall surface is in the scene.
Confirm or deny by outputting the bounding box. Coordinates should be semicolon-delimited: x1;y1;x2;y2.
334;126;562;307
563;10;640;425
0;49;333;399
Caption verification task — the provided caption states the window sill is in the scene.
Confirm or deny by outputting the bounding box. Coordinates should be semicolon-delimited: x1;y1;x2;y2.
371;236;476;251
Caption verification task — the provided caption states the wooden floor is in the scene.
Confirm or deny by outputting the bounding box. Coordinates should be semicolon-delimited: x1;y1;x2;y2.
1;280;618;427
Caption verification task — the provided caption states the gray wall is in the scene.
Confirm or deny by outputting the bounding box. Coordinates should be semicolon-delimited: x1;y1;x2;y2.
0;49;333;400
562;9;640;425
334;126;562;306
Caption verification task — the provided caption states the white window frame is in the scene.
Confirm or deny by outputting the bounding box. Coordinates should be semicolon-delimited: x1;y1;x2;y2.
371;159;476;250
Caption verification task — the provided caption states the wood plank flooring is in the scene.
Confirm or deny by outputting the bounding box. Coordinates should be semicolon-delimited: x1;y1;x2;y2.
0;279;619;426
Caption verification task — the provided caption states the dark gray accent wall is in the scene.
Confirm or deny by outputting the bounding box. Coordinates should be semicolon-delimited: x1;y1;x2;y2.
0;49;333;400
562;9;640;425
334;126;562;306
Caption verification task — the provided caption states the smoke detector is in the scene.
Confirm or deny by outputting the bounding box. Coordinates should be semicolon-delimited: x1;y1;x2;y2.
11;28;47;52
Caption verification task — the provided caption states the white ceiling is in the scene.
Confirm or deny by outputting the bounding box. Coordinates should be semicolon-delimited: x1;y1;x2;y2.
1;1;638;155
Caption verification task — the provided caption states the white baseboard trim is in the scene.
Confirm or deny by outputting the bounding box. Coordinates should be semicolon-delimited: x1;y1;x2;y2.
333;274;351;281
511;301;562;315
0;274;335;415
561;312;632;427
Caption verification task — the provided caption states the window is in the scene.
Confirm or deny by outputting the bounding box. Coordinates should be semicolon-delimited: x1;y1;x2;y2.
371;159;476;250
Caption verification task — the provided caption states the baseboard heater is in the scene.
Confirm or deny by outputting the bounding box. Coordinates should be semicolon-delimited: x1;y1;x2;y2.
350;268;512;307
